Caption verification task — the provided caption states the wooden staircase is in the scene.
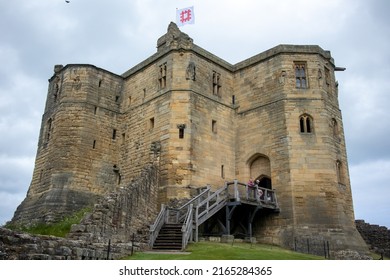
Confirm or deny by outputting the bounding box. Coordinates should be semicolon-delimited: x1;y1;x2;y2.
152;223;183;250
149;180;280;251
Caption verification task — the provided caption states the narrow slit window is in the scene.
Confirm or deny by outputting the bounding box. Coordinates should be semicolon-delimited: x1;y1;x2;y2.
332;118;339;137
336;160;345;185
112;129;117;139
159;63;167;89
128;96;132;107
179;128;184;139
46;118;52;142
212;120;217;134
177;124;185;139
93;140;96;149
306;118;312;133
212;71;221;96
149;117;155;130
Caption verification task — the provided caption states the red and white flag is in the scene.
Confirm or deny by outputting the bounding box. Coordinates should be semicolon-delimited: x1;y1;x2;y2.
176;6;195;27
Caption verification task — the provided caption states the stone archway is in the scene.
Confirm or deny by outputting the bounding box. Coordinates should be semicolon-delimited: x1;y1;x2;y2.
249;154;272;189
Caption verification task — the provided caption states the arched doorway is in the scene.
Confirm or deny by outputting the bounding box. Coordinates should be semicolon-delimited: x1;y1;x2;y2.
257;176;272;189
249;154;272;189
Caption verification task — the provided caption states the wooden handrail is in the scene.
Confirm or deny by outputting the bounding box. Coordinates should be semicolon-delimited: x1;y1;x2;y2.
181;203;193;250
149;181;279;249
149;204;167;248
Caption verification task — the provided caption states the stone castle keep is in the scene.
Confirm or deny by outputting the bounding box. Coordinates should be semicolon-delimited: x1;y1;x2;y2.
11;22;368;254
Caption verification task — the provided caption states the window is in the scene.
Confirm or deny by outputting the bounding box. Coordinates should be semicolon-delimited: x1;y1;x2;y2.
212;71;221;96
299;114;313;133
159;63;167;89
325;67;330;87
221;165;225;179
112;129;117;139
331;118;339;137
336;160;345;185
127;96;132;107
177;124;186;139
45;118;52;142
295;63;307;89
212;120;217;134
149;117;155;130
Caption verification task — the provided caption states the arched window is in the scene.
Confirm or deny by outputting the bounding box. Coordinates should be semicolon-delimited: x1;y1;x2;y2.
299;114;313;133
295;63;307;89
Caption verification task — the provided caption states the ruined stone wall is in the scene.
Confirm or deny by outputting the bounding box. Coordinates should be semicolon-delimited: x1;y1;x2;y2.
356;220;390;258
0;227;133;260
68;163;159;244
1;164;159;260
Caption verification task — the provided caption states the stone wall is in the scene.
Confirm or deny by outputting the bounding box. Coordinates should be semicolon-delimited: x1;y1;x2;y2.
1;163;159;260
68;163;159;244
355;220;390;258
0;227;133;260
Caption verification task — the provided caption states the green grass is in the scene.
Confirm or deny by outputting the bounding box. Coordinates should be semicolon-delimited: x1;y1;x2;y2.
124;241;325;260
5;207;91;238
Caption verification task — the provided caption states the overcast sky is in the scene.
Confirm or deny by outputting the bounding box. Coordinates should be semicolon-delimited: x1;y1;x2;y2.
0;0;389;228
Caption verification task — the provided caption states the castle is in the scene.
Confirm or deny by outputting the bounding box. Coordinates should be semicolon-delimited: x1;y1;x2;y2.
11;22;368;254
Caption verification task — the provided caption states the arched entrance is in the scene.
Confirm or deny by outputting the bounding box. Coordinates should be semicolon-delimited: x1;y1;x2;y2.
249;154;272;190
257;176;272;189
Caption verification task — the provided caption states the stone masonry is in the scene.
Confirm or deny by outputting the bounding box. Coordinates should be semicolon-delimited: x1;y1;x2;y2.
10;22;369;256
356;220;390;258
1;164;158;260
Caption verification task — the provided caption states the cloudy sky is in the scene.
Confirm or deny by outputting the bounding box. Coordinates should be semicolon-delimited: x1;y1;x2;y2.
0;0;389;228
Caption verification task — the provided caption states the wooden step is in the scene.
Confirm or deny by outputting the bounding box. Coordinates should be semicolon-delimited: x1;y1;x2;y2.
152;223;183;250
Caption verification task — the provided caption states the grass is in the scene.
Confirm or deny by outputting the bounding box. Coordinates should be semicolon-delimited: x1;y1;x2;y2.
5;207;91;238
124;241;325;260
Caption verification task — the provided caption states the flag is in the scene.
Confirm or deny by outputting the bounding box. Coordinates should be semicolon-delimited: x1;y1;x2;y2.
176;6;195;27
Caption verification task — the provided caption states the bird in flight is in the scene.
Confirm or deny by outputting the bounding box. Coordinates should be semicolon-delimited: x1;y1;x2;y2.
65;0;70;3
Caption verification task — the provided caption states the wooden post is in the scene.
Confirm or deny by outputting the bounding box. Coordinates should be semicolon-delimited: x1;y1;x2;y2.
234;179;240;202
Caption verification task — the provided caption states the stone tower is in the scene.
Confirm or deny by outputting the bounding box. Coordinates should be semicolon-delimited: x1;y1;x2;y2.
12;22;367;254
